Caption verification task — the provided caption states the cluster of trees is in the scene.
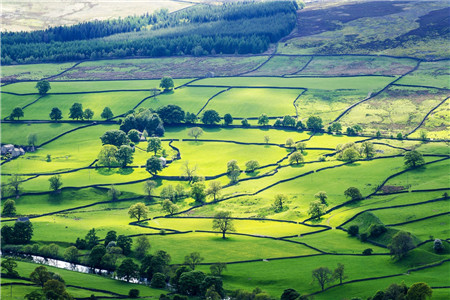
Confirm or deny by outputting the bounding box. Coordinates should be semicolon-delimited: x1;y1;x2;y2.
2;2;298;64
336;142;375;162
26;265;74;299
98;130;134;168
311;263;347;291
1;219;33;244
368;281;432;300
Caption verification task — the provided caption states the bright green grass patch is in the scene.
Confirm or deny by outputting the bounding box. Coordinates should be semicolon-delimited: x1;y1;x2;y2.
287;229;388;254
409;103;449;140
193;76;396;92
1;124;117;175
379;159;449;190
136;232;319;264
324;190;447;227
247;56;311;76
389;214;450;241
1;123;84;145
204;87;302;118
196;254;409;296
397;60;450;89
160;141;288;176
164;126;310;144
1;79;192;94
138;86;225;114
1;62;75;81
415;142;450;155
316;261;450;300
148;217;318;237
22;91;149;120
373;200;450;225
0;259;163;297
1;93;39;119
304;133;368;148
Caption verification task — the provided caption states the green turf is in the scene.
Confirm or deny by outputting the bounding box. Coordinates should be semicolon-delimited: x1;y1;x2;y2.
1;93;40;119
1;62;75;81
247;56;312;76
397;61;450;89
1;123;84;145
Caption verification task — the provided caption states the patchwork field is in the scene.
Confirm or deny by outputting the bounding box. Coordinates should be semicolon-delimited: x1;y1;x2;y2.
1;33;449;300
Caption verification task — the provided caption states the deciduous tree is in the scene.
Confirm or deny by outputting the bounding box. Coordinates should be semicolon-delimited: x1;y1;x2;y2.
202;110;220;125
146;156;163;174
48;175;63;192
35;80;51;95
212;211;235;239
312;267;332;291
388;231;415;260
101;107;114;119
49;107;62;121
147;137;162;155
184;252;204;270
128;202;149;222
69;103;83;120
404;150;425;169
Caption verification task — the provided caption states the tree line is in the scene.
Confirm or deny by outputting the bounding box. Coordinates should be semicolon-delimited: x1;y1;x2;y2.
1;1;298;64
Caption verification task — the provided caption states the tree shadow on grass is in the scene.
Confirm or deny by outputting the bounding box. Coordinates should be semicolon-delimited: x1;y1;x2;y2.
117;168;134;175
48;192;63;205
96;168;118;176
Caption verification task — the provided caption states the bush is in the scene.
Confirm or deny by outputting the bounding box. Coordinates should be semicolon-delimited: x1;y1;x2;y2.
173;295;188;300
369;224;387;238
129;289;140;298
363;248;373;255
360;233;368;242
348;225;359;236
150;272;166;288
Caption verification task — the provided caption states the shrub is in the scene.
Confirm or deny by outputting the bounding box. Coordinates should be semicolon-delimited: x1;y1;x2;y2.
369;224;387;238
363;248;373;255
129;289;140;298
348;225;359;236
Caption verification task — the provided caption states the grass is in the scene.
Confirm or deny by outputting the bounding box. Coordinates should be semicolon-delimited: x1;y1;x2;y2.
247;56;312;76
204;87;303;118
1;79;192;94
297;55;417;76
397;61;450;89
1;62;75;81
59;56;268;80
21;91;149;120
1;93;40;119
1;123;85;146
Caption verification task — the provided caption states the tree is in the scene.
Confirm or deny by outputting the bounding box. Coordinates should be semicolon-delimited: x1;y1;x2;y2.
397;132;403;140
419;130;428;142
245;160;260;172
2;199;16;216
49;175;63;192
258;114;269;126
330;122;342;134
202;110;221;125
210;263;227;276
282;115;296;127
30;266;52;287
341;147;360;162
212;211;235;239
117;258;139;282
157;105;185;124
129;289;140;298
388;231;415;260
146;156;163;174
147;137;162;155
143;180;157;200
184;252;204;270
264;135;270;144
307;116;323;132
24;290;45;300
98;145;119;168
49;107;62;121
344;187;363;202
7;174;23;196
160;185;177;202
348;225;359;236
227;160;241;183
108;185;121;201
178;270;206;296
128;202;149;222
35;80;51;95
100;130;129;147
162;199;178;215
185;112;198;124
281;289;300;300
333;263;346;285
190;182;206;203
88;245;106;268
85;228;99;249
116;145;133;167
206;181;222;201
135;236;151;259
289;151;304;165
296;142;306;153
104;230;117;246
101;107;114;119
308;200;326;219
404;150;425;169
187;127;203;141
83;108;94;120
10;107;24;120
312;267;333;291
26;133;38;148
285;138;294;148
361;142;375;158
406;282;432;300
241;118;250;127
433;239;444;253
64;246;79;264
117;235;133;256
1;257;19;278
369;224;387;238
315;191;328;205
69;103;83;120
127;129;140;143
273;194;287;212
363;248;373;255
223;113;233;125
160;76;174;92
150;272;166;288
